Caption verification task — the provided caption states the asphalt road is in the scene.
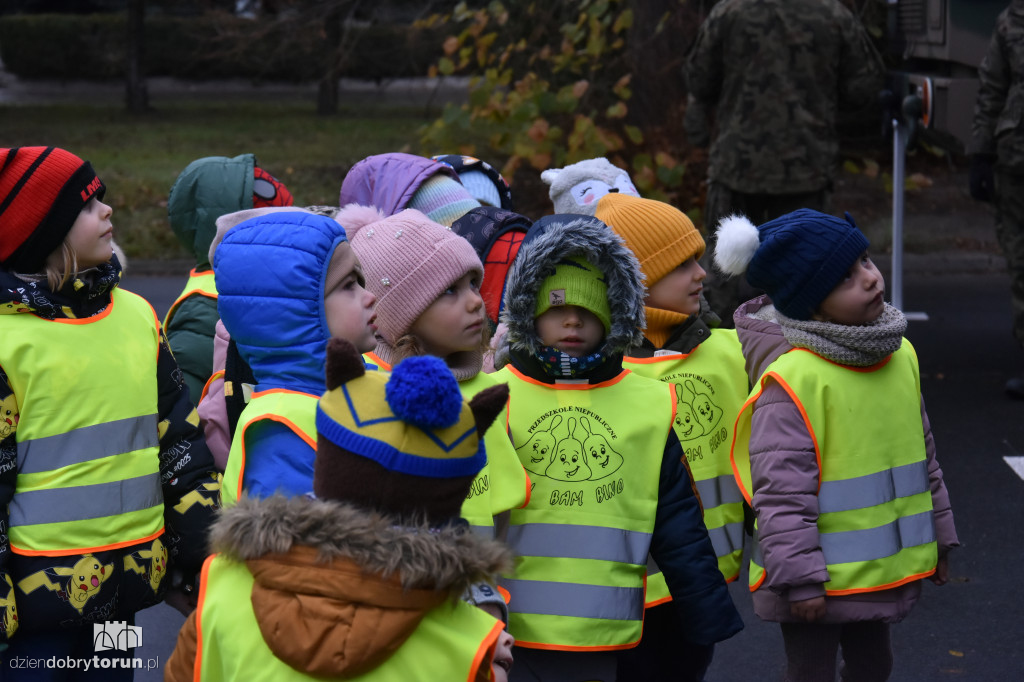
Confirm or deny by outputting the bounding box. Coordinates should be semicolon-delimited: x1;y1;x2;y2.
122;264;1023;681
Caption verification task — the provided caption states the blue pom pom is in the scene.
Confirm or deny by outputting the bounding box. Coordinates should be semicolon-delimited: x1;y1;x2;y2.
386;356;463;429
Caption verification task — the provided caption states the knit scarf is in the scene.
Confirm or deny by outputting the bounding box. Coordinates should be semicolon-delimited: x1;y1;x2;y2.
535;344;610;378
643;307;688;348
3;255;122;320
774;303;908;366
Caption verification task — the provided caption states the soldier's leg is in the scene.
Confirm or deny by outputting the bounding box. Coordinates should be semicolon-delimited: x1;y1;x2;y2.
762;189;831;222
994;172;1024;397
701;182;756;327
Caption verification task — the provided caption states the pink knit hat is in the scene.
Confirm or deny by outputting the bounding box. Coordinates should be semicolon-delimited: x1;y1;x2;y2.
338;205;484;347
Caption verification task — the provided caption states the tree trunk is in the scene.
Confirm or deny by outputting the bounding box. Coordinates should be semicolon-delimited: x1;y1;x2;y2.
316;7;343;116
625;0;700;133
125;0;148;114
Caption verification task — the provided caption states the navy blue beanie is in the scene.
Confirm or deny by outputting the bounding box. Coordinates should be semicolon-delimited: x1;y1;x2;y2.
714;208;869;320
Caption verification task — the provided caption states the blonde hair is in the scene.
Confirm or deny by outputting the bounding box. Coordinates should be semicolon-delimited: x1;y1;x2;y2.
392;324;493;364
44;239;79;291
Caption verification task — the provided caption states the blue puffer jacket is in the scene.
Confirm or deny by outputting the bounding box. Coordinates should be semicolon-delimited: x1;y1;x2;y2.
214;210;349;497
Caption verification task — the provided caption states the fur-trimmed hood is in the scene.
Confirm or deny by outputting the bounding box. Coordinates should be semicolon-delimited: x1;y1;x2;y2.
209;495;512;677
500;214;646;357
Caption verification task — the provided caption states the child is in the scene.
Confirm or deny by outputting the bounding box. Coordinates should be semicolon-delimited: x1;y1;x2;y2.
464;582;517;682
596;193;750;682
337;204;529;538
165;338;515;681
715;209;959;682
0;146;221;677
433;154;516;209
450;206;533;373
339;152;480;226
491;213;743;681
211;208;378;505
165;154;293;403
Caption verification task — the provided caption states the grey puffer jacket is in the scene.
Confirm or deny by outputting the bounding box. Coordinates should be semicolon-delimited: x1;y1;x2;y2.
734;296;959;624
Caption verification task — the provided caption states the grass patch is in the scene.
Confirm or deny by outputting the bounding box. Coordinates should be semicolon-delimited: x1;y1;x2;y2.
0;101;434;259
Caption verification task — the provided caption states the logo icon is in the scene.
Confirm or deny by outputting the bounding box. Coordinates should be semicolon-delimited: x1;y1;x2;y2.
94;621;142;652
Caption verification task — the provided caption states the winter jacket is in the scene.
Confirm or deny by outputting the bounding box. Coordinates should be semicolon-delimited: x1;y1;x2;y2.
338;152;461;215
166;154;257;403
685;0;884;194
970;0;1024;171
496;215;743;647
0;261;221;642
165;495;511;682
733;296;959;623
197;319;234;471
213;210;352;499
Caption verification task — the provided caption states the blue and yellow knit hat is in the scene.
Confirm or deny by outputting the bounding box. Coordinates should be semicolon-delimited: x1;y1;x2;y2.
314;338;508;524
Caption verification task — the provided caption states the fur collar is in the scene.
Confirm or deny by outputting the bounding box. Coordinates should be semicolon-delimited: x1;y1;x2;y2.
211;495;512;593
500;214;646;357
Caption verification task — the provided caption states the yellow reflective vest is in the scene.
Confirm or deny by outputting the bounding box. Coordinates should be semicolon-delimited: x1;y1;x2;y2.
459;372;531;537
492;365;675;651
221;389;318;507
732;342;938;595
194;554;503;682
162;268;217;331
625;329;749;598
0;289;164;555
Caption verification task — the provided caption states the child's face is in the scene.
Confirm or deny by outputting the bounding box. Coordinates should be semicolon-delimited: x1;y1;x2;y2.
645;257;707;315
60;197;113;270
814;251;885;326
535;305;605;357
477;603;514;682
324;244;378;352
409;272;486;360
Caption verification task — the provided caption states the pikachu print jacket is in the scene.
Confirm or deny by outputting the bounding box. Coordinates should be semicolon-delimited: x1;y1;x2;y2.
0;257;221;642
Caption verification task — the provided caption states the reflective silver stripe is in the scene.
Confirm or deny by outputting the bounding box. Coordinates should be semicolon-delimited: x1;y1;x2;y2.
507;523;651;565
694;474;745;509
708;521;745;558
820;510;936;565
17;415;159;474
468;524;495;539
751;529;764;568
9;473;163;526
818;461;929;514
502;578;644;621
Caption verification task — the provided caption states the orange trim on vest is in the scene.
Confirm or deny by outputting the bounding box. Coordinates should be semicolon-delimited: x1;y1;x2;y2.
750;569;767;592
235;391;319;501
514;638;640;653
365;352;390;371
760;371;823;494
10;527;164;557
520;472;532;508
503;365;632;389
623;351;694;364
826;567;936;596
45;293;117;325
193;553;217;682
468;620;505;682
200;370;225;404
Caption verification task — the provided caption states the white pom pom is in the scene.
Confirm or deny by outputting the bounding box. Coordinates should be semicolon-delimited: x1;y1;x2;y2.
713;214;760;276
333;203;387;238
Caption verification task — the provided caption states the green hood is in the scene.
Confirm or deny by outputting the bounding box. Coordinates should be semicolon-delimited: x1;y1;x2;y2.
167;154;255;267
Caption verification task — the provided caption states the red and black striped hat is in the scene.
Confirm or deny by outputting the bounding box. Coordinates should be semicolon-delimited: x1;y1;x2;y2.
0;146;105;272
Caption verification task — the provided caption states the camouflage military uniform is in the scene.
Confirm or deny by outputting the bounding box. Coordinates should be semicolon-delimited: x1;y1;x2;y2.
685;0;884;325
971;1;1024;354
